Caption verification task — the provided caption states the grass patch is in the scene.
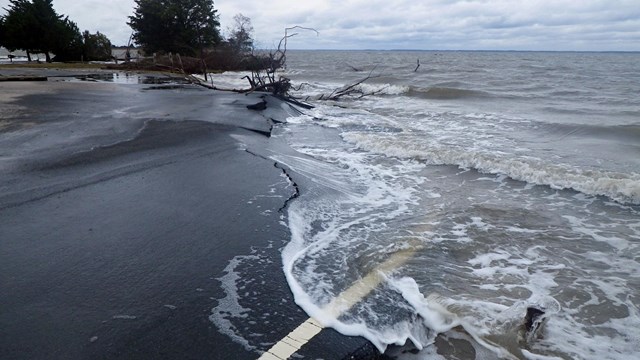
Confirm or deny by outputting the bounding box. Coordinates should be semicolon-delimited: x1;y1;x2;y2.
0;62;108;70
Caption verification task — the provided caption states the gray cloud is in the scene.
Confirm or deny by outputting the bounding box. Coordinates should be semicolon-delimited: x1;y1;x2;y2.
0;0;638;50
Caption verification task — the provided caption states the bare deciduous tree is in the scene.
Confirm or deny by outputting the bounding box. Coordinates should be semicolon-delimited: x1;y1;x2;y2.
227;13;254;54
240;26;318;97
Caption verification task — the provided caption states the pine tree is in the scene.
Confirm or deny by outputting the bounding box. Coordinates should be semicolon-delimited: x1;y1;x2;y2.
1;0;83;62
82;31;113;61
128;0;221;56
0;16;5;48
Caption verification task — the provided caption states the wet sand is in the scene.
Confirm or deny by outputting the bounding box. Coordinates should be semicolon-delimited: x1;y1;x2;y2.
0;73;376;359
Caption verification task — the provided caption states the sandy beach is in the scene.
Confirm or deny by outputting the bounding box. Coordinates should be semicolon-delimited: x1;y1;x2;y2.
0;70;377;359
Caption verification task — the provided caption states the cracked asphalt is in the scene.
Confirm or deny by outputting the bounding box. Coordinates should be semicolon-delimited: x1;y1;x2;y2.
0;73;376;360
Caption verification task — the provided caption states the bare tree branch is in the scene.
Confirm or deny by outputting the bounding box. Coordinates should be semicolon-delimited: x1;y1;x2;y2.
319;66;383;101
238;25;318;98
345;63;362;72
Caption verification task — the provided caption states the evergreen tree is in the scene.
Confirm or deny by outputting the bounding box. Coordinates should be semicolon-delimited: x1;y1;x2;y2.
82;31;113;61
0;16;5;48
128;0;221;56
51;16;83;61
1;0;83;62
2;0;36;59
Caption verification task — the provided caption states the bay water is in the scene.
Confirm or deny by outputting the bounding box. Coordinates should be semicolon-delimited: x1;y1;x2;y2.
213;50;640;359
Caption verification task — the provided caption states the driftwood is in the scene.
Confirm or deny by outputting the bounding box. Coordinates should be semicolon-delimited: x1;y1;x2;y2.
345;63;362;72
316;68;384;101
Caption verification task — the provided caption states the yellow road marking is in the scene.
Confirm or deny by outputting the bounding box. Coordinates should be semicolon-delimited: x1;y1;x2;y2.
258;241;421;360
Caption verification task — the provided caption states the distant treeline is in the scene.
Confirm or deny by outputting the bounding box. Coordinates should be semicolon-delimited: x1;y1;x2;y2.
0;0;113;62
1;0;260;71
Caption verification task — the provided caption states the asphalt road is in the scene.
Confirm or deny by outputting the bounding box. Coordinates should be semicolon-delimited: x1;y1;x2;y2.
0;74;378;360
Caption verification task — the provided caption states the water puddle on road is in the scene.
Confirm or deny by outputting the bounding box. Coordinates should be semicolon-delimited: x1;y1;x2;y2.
51;72;191;85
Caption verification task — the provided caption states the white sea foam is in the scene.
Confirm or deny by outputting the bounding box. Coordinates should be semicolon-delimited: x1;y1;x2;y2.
209;255;259;351
193;71;254;90
562;215;632;251
342;132;640;204
288;79;410;100
386;276;569;359
356;83;410;96
280;142;431;352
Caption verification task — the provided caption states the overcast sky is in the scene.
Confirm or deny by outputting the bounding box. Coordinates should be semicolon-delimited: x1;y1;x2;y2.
1;0;638;51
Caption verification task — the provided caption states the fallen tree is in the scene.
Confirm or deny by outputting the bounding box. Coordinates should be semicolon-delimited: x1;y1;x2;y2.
238;26;318;96
108;25;388;108
113;26;315;98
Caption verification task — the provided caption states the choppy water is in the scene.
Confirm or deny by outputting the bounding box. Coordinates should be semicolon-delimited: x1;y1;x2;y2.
214;51;640;359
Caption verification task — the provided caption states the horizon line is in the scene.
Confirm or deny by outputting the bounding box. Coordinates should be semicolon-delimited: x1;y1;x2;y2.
265;48;640;53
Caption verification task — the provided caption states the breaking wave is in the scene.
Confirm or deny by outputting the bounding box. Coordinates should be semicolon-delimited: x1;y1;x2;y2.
343;132;640;204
